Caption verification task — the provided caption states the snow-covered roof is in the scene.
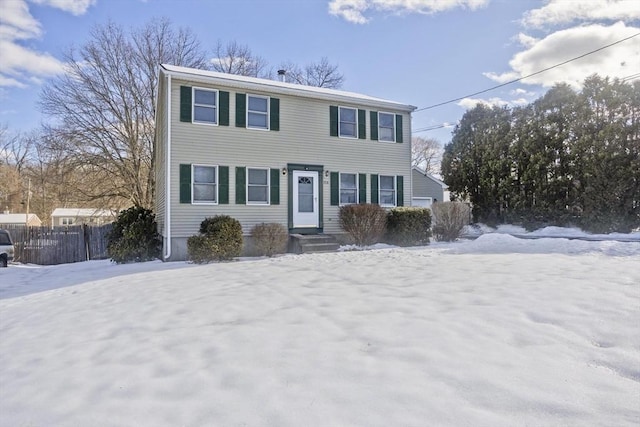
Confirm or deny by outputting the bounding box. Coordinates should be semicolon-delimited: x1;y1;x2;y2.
412;167;448;189
51;208;116;218
0;213;41;224
161;64;416;113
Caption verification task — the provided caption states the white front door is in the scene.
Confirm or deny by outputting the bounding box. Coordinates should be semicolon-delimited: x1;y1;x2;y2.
292;170;319;228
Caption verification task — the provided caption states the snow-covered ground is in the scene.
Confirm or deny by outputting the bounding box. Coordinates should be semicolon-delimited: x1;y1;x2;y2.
1;234;639;426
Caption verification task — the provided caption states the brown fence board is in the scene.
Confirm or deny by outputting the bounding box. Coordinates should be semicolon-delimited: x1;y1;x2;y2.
3;224;112;265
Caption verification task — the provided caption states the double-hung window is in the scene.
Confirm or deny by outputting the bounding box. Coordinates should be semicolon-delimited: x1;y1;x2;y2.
378;112;395;142
247;167;269;204
247;95;269;130
193;88;217;124
339;173;358;205
62;217;74;226
193;165;217;204
339;107;357;138
379;175;396;207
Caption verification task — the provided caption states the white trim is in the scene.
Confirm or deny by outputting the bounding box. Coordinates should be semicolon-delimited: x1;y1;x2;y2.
338;172;359;206
191;164;219;205
192;87;219;125
246;94;270;131
412;197;433;208
338;106;358;139
379;174;397;207
164;73;172;260
161;64;417;113
246;167;270;205
378;111;396;143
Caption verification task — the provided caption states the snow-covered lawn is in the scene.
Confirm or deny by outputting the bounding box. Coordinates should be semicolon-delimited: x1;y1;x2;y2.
1;235;639;426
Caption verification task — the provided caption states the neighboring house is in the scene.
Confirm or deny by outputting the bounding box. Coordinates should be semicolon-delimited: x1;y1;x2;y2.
155;64;416;260
0;213;42;227
51;208;117;226
411;167;448;207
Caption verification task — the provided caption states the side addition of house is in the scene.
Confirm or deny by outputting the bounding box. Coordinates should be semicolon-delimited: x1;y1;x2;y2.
155;64;416;260
411;167;448;207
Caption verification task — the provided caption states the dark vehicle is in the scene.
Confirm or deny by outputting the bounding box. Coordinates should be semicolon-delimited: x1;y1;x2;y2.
0;229;15;267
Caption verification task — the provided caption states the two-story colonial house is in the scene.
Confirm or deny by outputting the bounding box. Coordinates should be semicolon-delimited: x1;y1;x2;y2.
155;64;416;260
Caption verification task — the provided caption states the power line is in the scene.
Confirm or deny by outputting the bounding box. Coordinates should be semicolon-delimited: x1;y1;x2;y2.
414;32;640;113
413;123;455;133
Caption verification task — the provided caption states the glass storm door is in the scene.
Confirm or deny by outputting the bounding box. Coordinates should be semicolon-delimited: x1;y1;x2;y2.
292;170;319;228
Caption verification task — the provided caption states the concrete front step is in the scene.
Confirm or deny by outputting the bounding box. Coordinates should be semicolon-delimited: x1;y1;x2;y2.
289;234;340;254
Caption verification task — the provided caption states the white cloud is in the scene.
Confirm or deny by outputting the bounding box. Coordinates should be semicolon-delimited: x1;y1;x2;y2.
457;97;510;109
0;0;95;88
523;0;640;28
328;0;490;24
485;22;640;88
31;0;95;16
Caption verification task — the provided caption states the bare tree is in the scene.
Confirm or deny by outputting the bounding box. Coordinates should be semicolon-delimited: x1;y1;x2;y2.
411;136;442;175
39;19;209;209
279;57;344;89
211;40;271;78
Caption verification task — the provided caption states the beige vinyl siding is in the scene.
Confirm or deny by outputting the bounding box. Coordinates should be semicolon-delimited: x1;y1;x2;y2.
167;76;412;237
154;75;168;236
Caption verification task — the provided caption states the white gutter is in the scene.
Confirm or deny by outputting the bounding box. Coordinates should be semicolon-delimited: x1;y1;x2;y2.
163;72;172;260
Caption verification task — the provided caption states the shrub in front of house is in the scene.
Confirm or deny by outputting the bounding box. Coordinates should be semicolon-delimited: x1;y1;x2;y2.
107;206;161;263
187;215;243;263
339;203;387;246
251;223;289;257
385;207;432;246
431;201;471;242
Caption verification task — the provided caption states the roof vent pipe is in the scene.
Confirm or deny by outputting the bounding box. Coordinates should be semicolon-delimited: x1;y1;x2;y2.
277;69;286;82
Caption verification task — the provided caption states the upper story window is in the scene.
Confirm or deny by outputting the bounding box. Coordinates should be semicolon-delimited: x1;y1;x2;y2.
339;107;357;138
193;165;217;204
62;217;74;226
339;173;358;205
378;112;395;142
247;167;269;204
193;88;218;125
247;95;269;130
379;175;396;207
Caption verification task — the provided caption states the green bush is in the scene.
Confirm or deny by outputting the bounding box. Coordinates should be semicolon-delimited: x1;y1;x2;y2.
385;207;432;246
107;206;161;263
251;223;288;257
186;235;219;264
431;202;471;242
339;204;387;246
187;215;243;263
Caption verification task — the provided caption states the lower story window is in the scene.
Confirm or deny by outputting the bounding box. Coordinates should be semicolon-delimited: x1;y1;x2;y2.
380;175;396;206
62;217;74;225
339;173;357;205
247;167;269;204
193;165;217;203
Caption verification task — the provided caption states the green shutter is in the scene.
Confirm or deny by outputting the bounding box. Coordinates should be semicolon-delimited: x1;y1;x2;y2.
358;173;367;203
219;166;229;204
370;111;378;141
235;93;246;127
270;168;280;205
329;106;338;137
395;114;403;143
270;98;280;131
179;164;191;203
330;172;339;206
396;175;404;206
180;86;192;122
371;174;379;204
358;109;366;139
235;167;246;204
219;91;229;126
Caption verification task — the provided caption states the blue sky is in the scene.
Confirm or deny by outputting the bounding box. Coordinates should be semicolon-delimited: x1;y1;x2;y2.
1;0;639;146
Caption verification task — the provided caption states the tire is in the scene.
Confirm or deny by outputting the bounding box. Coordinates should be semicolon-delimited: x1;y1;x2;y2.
0;255;6;268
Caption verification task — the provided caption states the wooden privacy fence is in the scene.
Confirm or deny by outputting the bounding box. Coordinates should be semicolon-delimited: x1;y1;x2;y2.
5;224;113;265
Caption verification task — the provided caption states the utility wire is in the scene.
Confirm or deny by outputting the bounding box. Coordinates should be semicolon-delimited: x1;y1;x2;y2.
414;32;640;113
